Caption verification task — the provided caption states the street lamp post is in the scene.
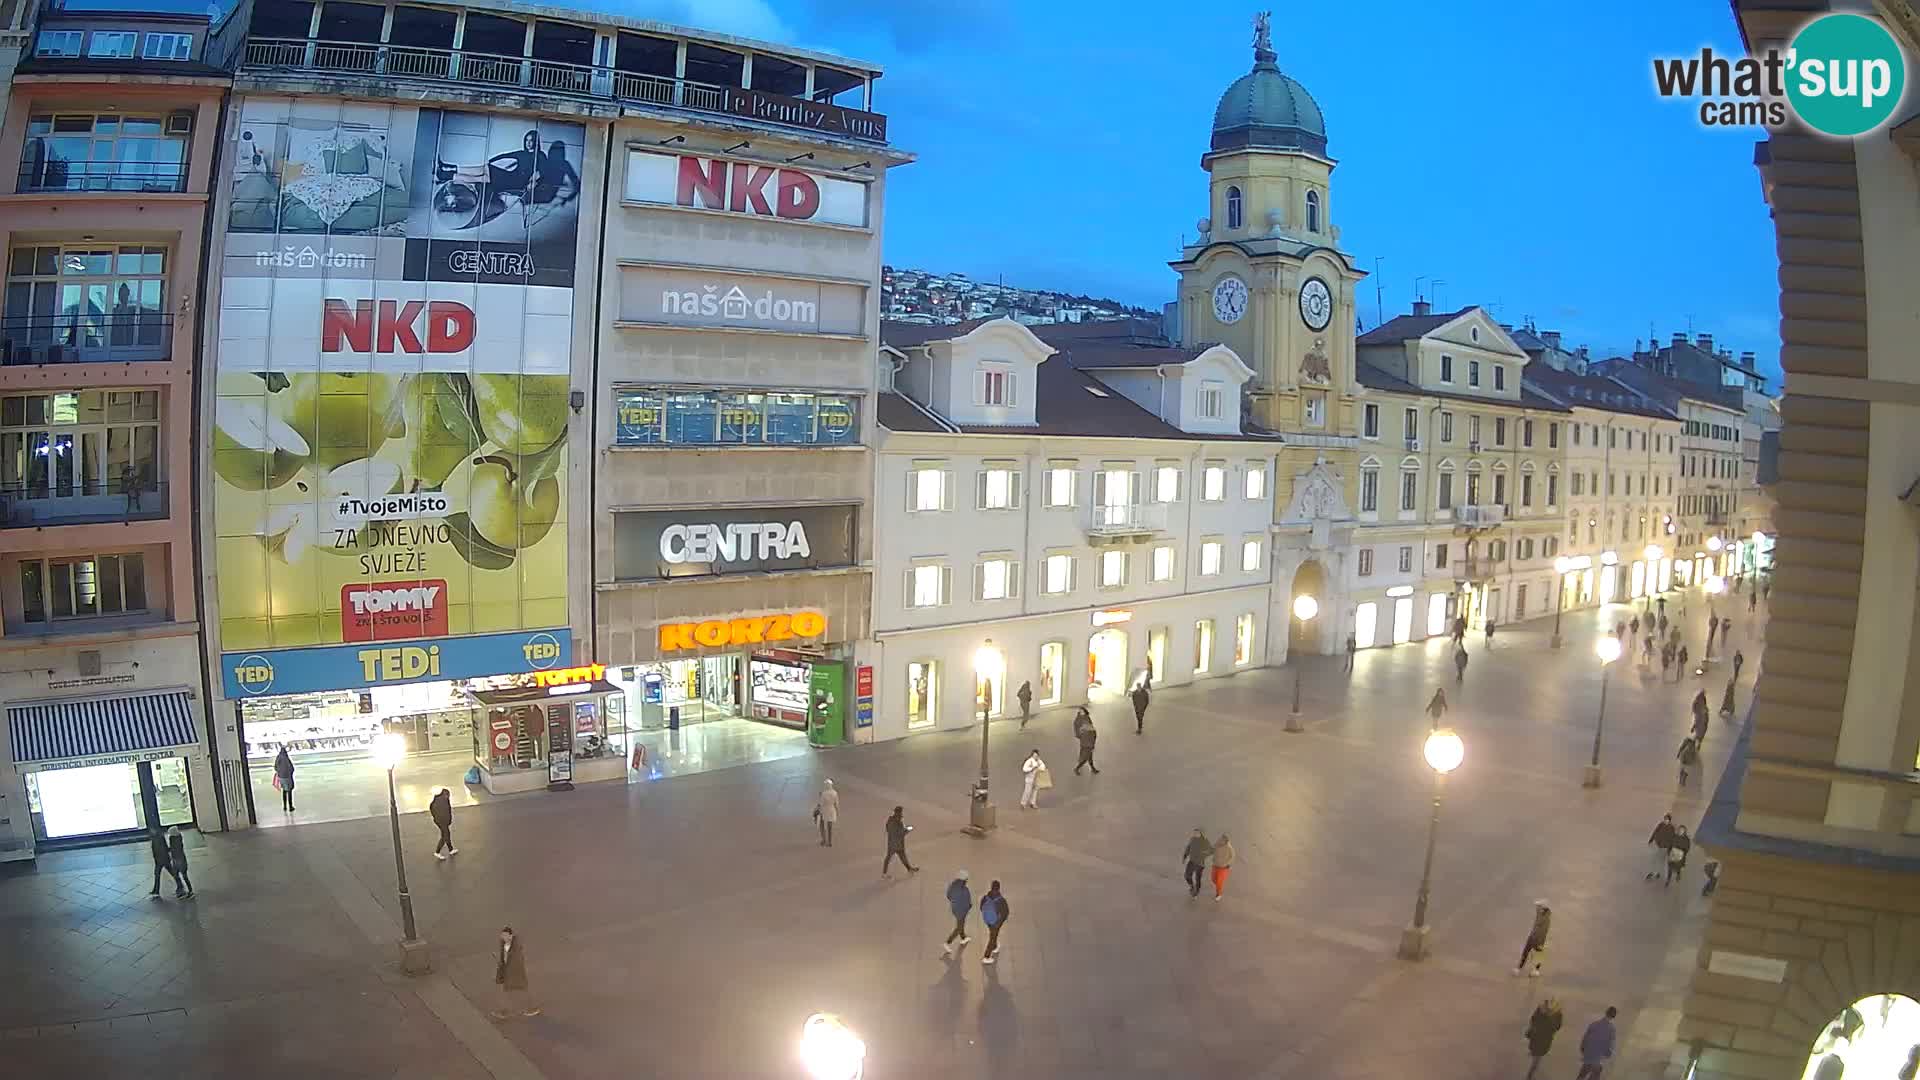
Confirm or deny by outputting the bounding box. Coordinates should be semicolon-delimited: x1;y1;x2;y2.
1286;594;1318;733
372;732;430;974
1398;727;1464;961
1704;575;1726;662
1643;545;1663;618
966;640;1000;835
1584;635;1622;789
1550;556;1571;649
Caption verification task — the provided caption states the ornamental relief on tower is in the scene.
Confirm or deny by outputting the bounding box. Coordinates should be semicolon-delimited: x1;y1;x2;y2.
1301;338;1332;385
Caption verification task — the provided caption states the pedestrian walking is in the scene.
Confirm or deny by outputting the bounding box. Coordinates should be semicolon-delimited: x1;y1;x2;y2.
979;880;1010;964
1666;826;1692;886
1452;615;1467;646
1485;617;1496;647
1181;828;1213;899
1719;679;1736;720
1210;833;1235;901
1071;705;1092;740
1575;1006;1618;1080
272;745;296;811
814;779;838;846
1660;642;1675;681
148;825;181;898
1073;718;1100;775
1344;632;1357;673
1691;691;1711;744
1658;612;1669;636
1678;644;1691;675
1641;633;1655;666
941;870;973;957
1130;681;1151;734
430;787;457;859
1524;998;1565;1080
1020;749;1048;808
882;805;919;877
491;926;540;1019
1425;687;1448;730
1454;644;1469;683
1733;650;1745;679
166;826;194;898
1016;680;1033;728
1677;736;1700;788
1762;581;1770;604
1646;814;1676;881
1512;900;1551;977
1629;616;1640;637
1748;588;1758;613
1705;617;1719;656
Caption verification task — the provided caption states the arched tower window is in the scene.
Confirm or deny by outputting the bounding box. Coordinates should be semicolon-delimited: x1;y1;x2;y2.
1305;190;1321;234
1226;186;1243;230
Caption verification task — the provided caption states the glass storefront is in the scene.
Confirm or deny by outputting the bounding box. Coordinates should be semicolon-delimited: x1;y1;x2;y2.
23;756;193;841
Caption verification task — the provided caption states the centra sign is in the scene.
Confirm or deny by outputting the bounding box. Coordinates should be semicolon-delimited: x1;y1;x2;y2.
661;521;810;564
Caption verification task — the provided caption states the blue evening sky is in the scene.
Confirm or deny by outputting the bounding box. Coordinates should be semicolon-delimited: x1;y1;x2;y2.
581;1;1779;377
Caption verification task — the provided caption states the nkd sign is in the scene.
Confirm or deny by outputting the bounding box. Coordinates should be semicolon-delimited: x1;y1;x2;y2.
623;150;869;228
613;503;856;582
619;265;866;337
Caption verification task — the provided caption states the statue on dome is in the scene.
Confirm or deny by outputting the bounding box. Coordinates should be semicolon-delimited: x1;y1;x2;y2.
1253;11;1273;53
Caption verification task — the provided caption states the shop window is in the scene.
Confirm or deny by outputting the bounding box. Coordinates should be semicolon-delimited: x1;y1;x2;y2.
1194;619;1214;674
1202;463;1226;501
1036;643;1064;706
1199;539;1223;576
19;552;148;622
1234;614;1255;665
906;661;938;729
614;388;860;447
5;244;172;360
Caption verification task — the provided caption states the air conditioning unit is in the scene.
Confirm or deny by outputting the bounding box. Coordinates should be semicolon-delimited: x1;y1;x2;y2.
1404;436;1421;451
166;111;194;135
1468;441;1482;452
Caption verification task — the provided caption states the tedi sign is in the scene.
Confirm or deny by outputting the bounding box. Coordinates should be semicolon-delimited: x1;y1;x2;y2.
661;521;811;564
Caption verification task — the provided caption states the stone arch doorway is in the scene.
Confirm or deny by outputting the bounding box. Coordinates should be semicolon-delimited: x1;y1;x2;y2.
1289;559;1328;655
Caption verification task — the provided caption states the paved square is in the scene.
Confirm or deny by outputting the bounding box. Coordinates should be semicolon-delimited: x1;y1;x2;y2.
0;598;1757;1078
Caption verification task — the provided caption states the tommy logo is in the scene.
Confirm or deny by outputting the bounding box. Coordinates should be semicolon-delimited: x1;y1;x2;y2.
341;580;449;642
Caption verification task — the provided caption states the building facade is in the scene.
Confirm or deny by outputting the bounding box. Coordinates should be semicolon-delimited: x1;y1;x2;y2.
197;0;900;824
871;318;1278;736
0;5;238;859
1677;3;1920;1078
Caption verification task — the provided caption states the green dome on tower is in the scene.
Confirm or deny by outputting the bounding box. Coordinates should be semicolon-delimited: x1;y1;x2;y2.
1210;20;1326;156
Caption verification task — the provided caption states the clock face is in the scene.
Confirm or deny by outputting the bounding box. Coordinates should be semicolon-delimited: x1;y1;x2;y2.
1211;275;1249;325
1299;277;1333;331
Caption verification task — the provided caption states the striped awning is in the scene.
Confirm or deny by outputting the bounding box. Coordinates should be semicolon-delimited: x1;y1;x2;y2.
7;689;200;766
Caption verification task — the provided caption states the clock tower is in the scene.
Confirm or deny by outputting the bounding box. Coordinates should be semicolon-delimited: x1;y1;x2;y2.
1169;12;1368;659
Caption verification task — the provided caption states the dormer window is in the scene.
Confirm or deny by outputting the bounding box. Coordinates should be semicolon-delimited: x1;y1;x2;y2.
87;31;138;58
1305;190;1321;233
1198;380;1224;420
1226;186;1243;231
978;363;1013;407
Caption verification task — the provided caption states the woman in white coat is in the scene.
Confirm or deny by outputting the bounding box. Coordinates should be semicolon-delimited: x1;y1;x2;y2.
1020;749;1047;809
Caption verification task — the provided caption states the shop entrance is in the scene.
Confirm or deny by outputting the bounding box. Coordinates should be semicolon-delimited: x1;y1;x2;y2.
615;650;818;781
1088;628;1128;696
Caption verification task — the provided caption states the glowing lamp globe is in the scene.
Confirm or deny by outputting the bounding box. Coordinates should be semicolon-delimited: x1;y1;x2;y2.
800;1013;866;1080
372;732;407;771
1643;545;1662;562
1292;595;1319;622
1595;636;1623;664
1423;728;1464;774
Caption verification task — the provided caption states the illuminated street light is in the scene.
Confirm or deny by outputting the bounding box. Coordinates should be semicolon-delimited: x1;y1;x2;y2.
1286;594;1318;731
1642;544;1663;616
1584;635;1622;789
800;1013;866;1080
1398;727;1465;962
373;732;429;974
966;640;1002;835
1551;556;1571;649
1706;536;1723;552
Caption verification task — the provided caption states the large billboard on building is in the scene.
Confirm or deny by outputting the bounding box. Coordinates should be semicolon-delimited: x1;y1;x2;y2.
211;98;581;685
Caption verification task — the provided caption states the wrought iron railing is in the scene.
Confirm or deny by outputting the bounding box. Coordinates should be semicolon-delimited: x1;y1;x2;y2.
1;313;173;365
241;37;887;144
16;160;187;194
1086;502;1168;535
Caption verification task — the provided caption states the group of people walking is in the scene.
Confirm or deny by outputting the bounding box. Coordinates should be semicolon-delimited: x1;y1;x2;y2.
1181;827;1235;900
1525;1000;1619;1080
940;871;1012;964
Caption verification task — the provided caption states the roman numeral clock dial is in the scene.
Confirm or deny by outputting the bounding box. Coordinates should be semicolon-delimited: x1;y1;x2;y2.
1299;276;1333;332
1211;275;1249;325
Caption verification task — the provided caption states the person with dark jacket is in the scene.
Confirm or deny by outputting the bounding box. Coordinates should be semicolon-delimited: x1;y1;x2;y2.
1181;828;1213;899
1073;718;1099;775
273;746;296;811
1733;650;1746;679
1016;681;1033;728
1452;615;1467;646
1678;644;1691;675
1719;679;1736;720
1665;826;1692;886
1576;1007;1618;1080
1677;735;1701;787
1646;814;1676;881
1692;691;1711;743
882;806;917;878
1425;688;1448;730
1130;682;1150;734
941;870;973;957
166;826;193;898
492;926;539;1019
148;825;180;898
1512;900;1550;976
430;788;457;859
1485;617;1497;646
1343;632;1357;673
1453;644;1469;683
1525;998;1565;1080
1071;705;1092;740
1660;642;1675;681
979;880;1010;964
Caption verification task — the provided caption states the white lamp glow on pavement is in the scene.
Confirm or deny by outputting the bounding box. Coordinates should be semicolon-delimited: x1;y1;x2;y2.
1643;545;1663;615
1286;594;1319;730
1399;727;1465;962
966;640;1002;835
372;732;429;973
1584;635;1623;789
800;1013;866;1080
1551;556;1572;649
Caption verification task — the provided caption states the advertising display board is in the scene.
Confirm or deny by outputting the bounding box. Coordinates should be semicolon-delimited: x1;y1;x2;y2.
617;265;866;336
611;504;856;582
623;150;869;228
212;98;582;671
613;387;858;447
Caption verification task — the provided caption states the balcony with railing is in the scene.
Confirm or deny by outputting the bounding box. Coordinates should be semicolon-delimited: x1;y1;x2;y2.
1086;502;1169;539
16;160;189;195
2;314;174;366
1454;504;1506;528
1;480;171;529
240;37;888;145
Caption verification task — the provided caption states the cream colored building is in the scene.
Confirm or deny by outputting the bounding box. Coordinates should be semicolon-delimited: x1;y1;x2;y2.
1677;3;1920;1078
1344;305;1569;644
